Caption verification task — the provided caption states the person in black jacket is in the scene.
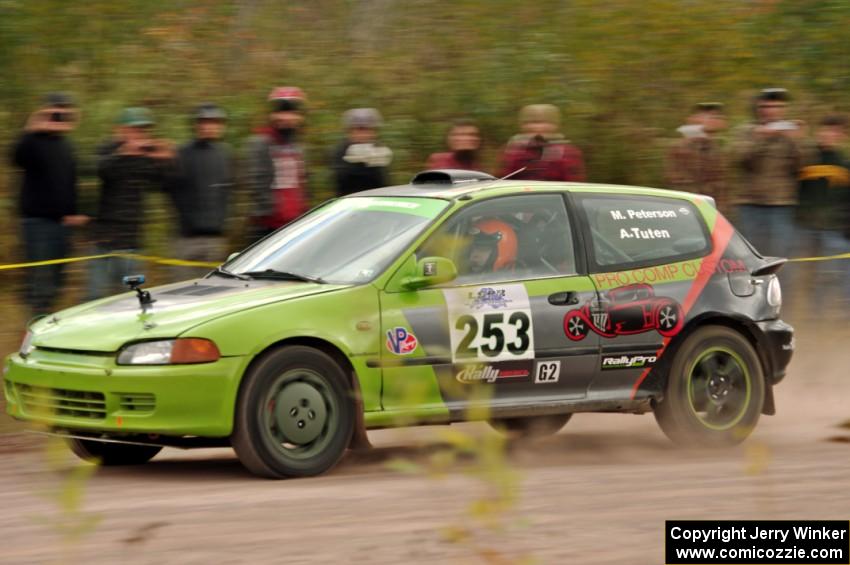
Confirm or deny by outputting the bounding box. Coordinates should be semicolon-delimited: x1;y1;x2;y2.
87;107;176;299
10;93;88;317
331;108;392;196
170;103;233;279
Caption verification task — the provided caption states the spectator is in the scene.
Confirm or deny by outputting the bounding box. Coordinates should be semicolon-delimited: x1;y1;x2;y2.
331;108;392;196
426;119;484;172
10;92;88;318
170;103;234;279
796;114;850;312
243;86;308;241
499;104;585;181
88;107;176;299
731;88;807;258
664;102;728;212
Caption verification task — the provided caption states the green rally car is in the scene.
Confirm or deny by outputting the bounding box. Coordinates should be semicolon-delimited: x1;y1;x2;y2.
3;170;794;478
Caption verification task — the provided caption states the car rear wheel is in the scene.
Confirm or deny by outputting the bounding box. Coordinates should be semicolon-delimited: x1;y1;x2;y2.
232;346;354;479
67;438;162;465
654;326;764;447
489;414;572;438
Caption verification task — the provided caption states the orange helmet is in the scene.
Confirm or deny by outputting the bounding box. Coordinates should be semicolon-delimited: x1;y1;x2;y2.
472;219;518;271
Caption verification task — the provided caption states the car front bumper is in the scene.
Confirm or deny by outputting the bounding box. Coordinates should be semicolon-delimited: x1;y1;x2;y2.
3;349;246;437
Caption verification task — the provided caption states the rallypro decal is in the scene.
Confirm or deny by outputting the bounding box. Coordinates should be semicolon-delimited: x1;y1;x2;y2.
601;354;657;370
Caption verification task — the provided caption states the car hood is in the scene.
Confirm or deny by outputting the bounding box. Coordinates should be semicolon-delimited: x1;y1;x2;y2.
29;278;350;352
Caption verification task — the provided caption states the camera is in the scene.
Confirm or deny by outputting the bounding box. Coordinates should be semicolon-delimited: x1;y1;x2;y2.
766;120;796;132
49;111;69;123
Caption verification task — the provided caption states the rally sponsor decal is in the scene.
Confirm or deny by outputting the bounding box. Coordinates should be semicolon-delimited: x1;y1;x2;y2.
444;284;534;363
534;360;561;384
592;258;747;290
386;327;418;355
601;354;657;370
455;362;531;384
563;284;683;341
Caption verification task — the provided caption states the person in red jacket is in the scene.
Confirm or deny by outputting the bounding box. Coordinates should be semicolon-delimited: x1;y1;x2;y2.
426;119;484;172
243;86;309;241
499;104;585;181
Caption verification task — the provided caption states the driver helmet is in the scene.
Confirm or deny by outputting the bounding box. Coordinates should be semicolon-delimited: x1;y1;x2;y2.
468;219;518;272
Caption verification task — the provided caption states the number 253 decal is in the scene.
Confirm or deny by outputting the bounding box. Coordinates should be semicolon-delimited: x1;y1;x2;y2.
445;285;535;363
455;312;531;359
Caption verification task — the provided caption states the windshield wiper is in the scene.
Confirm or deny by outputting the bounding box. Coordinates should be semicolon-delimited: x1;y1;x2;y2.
210;266;252;281
238;269;326;284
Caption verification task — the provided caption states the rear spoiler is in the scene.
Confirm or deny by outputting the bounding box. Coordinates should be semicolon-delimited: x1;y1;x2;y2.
751;257;787;276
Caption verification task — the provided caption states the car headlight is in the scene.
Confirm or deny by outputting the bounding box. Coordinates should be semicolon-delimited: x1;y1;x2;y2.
766;277;782;308
117;338;221;365
19;331;34;358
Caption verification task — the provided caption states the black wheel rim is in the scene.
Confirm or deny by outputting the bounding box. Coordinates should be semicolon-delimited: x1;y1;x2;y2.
259;368;339;461
687;347;751;431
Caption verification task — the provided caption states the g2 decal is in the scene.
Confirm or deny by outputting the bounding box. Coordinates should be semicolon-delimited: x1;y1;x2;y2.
445;284;535;363
564;283;683;341
386;327;418;355
534;360;561;384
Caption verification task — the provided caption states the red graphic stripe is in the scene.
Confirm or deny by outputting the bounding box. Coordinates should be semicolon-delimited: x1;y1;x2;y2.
629;214;735;399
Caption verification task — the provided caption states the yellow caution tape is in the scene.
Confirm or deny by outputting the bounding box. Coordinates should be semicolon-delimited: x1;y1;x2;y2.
0;253;219;271
0;252;847;271
787;252;850;263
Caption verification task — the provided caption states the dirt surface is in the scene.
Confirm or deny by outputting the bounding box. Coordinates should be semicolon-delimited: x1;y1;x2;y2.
1;326;848;564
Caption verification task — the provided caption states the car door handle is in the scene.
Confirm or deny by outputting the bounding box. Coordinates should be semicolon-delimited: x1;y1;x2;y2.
548;291;579;306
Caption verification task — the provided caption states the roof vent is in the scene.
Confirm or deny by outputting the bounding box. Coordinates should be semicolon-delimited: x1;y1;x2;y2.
410;169;496;185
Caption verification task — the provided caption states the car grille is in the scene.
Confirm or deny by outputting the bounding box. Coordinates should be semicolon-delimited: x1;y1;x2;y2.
15;384;106;420
116;392;156;414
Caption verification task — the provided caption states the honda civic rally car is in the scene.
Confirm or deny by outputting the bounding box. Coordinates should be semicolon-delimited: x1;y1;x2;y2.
3;169;794;478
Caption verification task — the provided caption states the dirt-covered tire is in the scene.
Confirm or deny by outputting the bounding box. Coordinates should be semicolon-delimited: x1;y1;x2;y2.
489;414;572;438
654;326;765;447
231;346;354;479
67;438;162;465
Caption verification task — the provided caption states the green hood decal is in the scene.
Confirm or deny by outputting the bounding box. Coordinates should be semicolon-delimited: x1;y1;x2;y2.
30;279;350;352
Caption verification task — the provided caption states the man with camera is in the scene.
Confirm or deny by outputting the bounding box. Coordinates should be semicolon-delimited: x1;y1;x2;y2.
731;88;808;257
11;92;88;318
498;104;585;182
665;102;729;213
88;107;176;299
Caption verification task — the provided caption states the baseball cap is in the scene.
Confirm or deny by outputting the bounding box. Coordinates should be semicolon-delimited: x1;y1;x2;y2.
42;92;75;108
118;107;155;127
758;88;790;102
519;104;561;127
343;108;383;129
193;102;227;121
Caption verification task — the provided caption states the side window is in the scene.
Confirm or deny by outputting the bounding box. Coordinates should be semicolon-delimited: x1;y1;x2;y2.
579;195;710;270
418;194;577;284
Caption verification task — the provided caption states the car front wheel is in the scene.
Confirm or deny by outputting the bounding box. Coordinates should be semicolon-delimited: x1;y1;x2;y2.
654;326;765;447
232;346;354;479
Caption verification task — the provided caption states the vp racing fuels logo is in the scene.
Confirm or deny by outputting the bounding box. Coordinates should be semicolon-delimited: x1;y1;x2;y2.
455;364;530;384
564;283;683;341
386;327;418;355
465;287;512;310
601;354;657;370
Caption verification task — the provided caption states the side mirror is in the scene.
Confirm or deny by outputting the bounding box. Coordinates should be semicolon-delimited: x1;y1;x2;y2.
226;252;240;263
401;257;457;290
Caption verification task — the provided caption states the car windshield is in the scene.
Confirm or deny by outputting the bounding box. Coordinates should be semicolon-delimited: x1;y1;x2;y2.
224;197;449;285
